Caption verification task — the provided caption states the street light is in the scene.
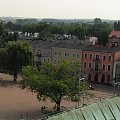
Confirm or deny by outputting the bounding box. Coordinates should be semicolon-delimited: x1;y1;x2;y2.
78;77;85;107
113;82;120;96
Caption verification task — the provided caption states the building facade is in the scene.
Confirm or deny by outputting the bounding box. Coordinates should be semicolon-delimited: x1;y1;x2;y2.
113;59;120;83
29;39;120;85
82;46;120;84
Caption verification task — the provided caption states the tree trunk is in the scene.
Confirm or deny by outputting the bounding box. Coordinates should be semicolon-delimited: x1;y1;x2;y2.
56;102;60;111
13;72;17;82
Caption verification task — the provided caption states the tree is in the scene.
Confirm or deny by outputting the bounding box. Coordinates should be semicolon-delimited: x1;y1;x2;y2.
0;48;7;72
7;41;34;81
21;60;88;111
114;21;120;30
13;32;19;41
94;18;102;24
0;22;4;36
39;30;53;40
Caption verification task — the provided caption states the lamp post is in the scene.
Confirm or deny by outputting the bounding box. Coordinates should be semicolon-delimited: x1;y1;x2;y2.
78;77;85;107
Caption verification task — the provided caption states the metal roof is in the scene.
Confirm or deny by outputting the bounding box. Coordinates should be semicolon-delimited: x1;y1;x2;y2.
47;97;120;120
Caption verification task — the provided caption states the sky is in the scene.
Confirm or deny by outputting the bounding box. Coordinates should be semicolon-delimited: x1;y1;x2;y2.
0;0;120;20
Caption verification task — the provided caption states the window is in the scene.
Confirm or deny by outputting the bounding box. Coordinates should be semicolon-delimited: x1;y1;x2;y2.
95;63;99;71
48;59;49;63
64;53;67;57
107;74;110;81
54;60;57;64
65;53;69;57
84;62;87;68
96;55;99;59
38;50;41;54
103;56;106;61
73;54;75;58
33;49;35;53
108;56;111;61
108;65;111;71
84;54;87;58
103;64;105;70
89;63;92;68
77;54;80;58
55;52;57;55
90;54;92;59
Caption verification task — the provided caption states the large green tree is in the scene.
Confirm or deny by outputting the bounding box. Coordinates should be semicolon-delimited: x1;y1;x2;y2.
21;60;88;111
6;41;34;81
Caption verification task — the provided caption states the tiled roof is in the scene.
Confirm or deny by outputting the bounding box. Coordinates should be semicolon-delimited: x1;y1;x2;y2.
83;45;120;53
109;30;120;38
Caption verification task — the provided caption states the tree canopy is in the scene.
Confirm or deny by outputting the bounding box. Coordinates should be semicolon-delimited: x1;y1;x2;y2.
21;60;88;111
7;41;34;81
0;41;34;81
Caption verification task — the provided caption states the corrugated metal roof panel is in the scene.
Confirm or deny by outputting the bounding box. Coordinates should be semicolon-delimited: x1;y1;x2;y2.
48;97;120;120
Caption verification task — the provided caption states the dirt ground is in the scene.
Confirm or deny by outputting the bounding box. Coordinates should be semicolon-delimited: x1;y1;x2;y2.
0;73;114;120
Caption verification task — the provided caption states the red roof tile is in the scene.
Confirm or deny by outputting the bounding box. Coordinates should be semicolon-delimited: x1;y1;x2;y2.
109;30;120;38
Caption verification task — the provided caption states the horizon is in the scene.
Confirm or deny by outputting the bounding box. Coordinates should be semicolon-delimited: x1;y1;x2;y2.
0;16;118;21
0;0;120;20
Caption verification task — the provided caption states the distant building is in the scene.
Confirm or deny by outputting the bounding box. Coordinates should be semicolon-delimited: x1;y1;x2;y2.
84;37;98;45
108;30;120;47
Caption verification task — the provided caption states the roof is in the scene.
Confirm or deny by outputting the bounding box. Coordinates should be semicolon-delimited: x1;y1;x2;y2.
115;58;120;62
53;42;85;50
28;40;61;49
83;45;120;53
29;40;85;50
47;97;120;120
109;30;120;38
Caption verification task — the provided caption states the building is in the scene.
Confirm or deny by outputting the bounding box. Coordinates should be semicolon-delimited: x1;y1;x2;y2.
82;45;120;84
108;30;120;47
30;40;60;65
29;40;84;66
113;58;120;83
52;42;83;64
28;38;120;85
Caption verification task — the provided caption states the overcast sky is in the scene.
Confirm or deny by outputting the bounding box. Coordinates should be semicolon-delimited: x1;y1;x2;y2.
0;0;120;20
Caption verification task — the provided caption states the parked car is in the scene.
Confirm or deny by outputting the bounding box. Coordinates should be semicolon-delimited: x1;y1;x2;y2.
89;85;95;90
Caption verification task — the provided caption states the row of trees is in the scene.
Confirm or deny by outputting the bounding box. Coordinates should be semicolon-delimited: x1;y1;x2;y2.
21;19;112;45
0;18;115;45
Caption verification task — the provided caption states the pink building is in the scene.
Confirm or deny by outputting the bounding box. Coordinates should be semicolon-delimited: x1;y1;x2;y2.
82;45;120;84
